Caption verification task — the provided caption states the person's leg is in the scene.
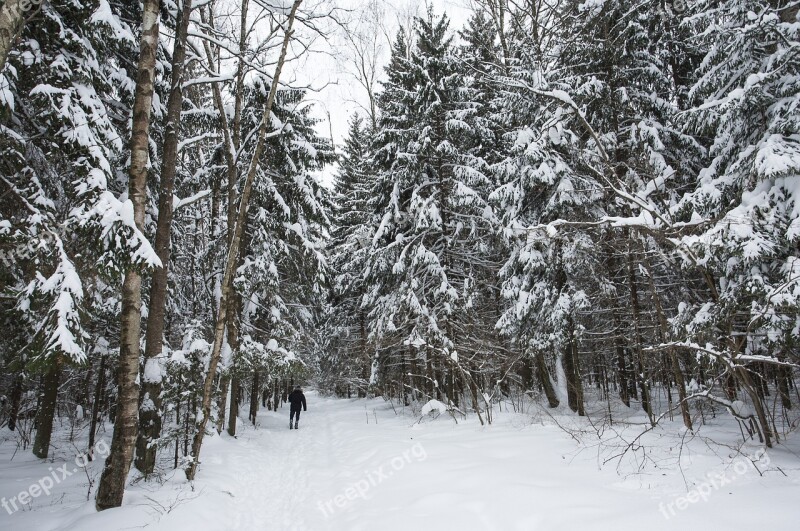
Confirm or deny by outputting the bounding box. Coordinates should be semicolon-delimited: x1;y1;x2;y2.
294;408;300;428
289;409;296;428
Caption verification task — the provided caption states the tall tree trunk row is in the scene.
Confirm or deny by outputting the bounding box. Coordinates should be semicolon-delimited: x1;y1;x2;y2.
186;0;303;481
136;0;194;476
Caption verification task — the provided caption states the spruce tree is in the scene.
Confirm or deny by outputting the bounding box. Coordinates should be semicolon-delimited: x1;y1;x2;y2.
364;9;495;409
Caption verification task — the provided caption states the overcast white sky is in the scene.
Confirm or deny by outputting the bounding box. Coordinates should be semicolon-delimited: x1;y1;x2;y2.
285;0;474;157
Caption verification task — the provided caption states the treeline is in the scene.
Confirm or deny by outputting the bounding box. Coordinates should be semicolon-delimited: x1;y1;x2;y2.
1;0;328;509
321;0;800;448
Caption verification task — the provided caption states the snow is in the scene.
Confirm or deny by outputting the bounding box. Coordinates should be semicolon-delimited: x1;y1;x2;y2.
419;399;449;415
169;349;187;366
140;393;156;413
555;353;569;406
0;73;14;112
219;339;232;369
172;190;211;211
183;75;235;89
729;400;754;418
90;0;135;43
188;338;211;354
403;331;426;348
142;358;163;384
548;125;562;145
2;393;799;530
72;190;162;269
293;139;318;159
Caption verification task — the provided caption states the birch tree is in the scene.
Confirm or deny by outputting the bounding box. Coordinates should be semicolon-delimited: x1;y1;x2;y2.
96;0;162;510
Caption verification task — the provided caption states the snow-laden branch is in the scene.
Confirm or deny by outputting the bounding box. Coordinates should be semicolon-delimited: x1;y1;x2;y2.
683;390;756;420
177;132;219;152
173;189;211;211
182;74;234;88
500;76;680;232
645;341;799;369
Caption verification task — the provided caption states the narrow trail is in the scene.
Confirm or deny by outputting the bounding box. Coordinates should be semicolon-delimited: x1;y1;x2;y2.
57;392;364;531
218;392;349;531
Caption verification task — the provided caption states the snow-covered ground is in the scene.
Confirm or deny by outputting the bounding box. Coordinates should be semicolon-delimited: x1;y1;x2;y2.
2;392;799;530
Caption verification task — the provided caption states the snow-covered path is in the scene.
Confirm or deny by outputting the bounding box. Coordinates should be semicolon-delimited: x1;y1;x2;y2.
3;391;799;530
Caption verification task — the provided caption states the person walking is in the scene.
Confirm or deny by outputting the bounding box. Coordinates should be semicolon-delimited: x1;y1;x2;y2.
288;386;306;429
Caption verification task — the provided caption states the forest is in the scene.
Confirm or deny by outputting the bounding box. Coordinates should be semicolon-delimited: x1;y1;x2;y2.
0;0;799;524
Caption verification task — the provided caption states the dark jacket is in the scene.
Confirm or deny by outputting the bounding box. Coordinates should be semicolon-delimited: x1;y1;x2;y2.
288;389;306;411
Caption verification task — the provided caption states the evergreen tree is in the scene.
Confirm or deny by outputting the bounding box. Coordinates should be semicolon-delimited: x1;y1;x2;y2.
364;9;495;410
673;0;800;445
234;80;334;374
0;0;155;460
325;114;376;396
493;0;702;418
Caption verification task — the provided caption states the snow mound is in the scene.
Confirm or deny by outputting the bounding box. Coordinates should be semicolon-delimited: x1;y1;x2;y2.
420;399;449;416
730;400;754;418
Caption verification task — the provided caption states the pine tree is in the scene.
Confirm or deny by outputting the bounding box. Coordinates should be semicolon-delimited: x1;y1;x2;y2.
493;0;703;418
233;80;335;388
673;0;800;446
364;9;495;412
1;0;156;460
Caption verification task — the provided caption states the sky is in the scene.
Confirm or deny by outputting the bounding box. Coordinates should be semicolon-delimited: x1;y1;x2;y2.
284;0;475;182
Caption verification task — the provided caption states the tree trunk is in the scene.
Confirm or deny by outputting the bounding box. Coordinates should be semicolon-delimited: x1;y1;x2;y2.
7;373;23;431
222;235;246;432
519;356;533;391
216;373;230;434
249;370;260;425
447;369;458;407
777;352;792;410
227;374;239;435
612;310;631;407
223;244;246;435
32;358;61;458
0;0;28;73
88;355;107;460
736;363;774;447
96;0;160;510
534;352;559;408
641;253;692;430
455;361;484;425
186;0;302;481
269;379;277;411
562;316;585;415
135;0;193;475
725;371;737;400
570;330;585;416
359;309;368;397
425;350;435;398
626;249;654;426
211;0;250;428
